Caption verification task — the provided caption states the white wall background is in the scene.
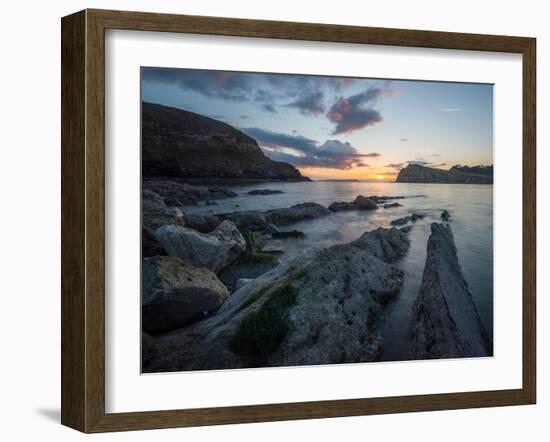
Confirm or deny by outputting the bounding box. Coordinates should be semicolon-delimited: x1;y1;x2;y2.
0;0;546;440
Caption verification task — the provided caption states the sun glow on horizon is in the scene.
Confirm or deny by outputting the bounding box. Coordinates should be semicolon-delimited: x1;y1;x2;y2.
298;167;397;182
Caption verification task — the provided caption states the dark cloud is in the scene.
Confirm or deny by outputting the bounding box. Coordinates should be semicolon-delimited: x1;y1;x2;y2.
143;68;356;109
400;138;410;142
262;103;277;113
142;69;253;101
286;92;325;116
243;127;377;169
364;152;381;158
326;88;384;134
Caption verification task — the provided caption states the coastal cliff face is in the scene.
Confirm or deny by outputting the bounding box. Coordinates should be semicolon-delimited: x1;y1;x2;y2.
396;164;493;184
142;102;308;181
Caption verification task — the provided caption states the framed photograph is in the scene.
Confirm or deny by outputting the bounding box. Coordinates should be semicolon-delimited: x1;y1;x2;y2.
61;9;536;433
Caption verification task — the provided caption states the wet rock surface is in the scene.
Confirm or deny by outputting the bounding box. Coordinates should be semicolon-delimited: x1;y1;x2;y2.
408;223;492;359
143;228;409;372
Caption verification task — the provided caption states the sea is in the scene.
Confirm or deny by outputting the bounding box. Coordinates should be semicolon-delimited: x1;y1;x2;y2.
186;181;494;361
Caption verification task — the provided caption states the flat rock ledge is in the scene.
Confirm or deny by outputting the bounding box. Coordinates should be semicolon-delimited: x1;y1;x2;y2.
408;223;492;359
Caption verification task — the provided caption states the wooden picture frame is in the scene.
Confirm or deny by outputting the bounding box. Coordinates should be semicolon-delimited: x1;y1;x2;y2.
61;8;536;433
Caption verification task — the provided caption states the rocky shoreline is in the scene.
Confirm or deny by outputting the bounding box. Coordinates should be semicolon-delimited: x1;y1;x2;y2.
141;180;492;372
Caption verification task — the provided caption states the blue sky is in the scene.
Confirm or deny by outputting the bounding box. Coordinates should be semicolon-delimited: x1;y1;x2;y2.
142;67;493;181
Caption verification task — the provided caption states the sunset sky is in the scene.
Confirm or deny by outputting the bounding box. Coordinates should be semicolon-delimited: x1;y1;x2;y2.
142;68;493;181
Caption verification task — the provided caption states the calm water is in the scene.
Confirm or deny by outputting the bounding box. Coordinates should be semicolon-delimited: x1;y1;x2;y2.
187;181;494;360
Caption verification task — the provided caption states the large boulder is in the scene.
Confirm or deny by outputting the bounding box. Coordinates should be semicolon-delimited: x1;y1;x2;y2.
328;196;378;212
354;195;378;210
266;202;331;225
155;220;246;273
408;223;492;359
142;256;230;333
144;228;408;372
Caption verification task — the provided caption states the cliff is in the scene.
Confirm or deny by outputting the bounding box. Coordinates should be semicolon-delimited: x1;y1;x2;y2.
396;164;493;184
142;102;309;181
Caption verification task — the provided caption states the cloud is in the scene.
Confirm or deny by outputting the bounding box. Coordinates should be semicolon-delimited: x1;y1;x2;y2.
142;69;253;101
364;152;381;158
400;138;410;142
408;160;430;166
438;107;463;112
242;127;377;169
142;68;356;111
286;92;325;116
326;88;384;134
262;103;277;113
386;163;406;170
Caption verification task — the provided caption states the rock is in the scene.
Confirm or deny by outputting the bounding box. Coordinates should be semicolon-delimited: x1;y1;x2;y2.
396;163;493;184
272;230;305;239
369;195;407;202
142;102;309;181
390;216;410;226
142;333;156;365
208;187;238;199
328;196;377;212
354;195;378;210
219;211;270;231
155;220;246;273
142;226;166;257
441;209;451;221
142;256;229;333
408;223;492;359
352;227;410;263
219;255;280;291
144;180;238;206
383;202;402;209
267;202;331;225
142;189;184;231
183;213;220;233
328;201;357;212
400;225;413;234
261;240;284;253
247;189;284;195
390;213;424;226
145;228;406;372
236;278;254;290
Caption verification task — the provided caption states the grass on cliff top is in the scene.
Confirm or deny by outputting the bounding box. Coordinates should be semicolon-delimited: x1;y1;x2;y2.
229;284;297;363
